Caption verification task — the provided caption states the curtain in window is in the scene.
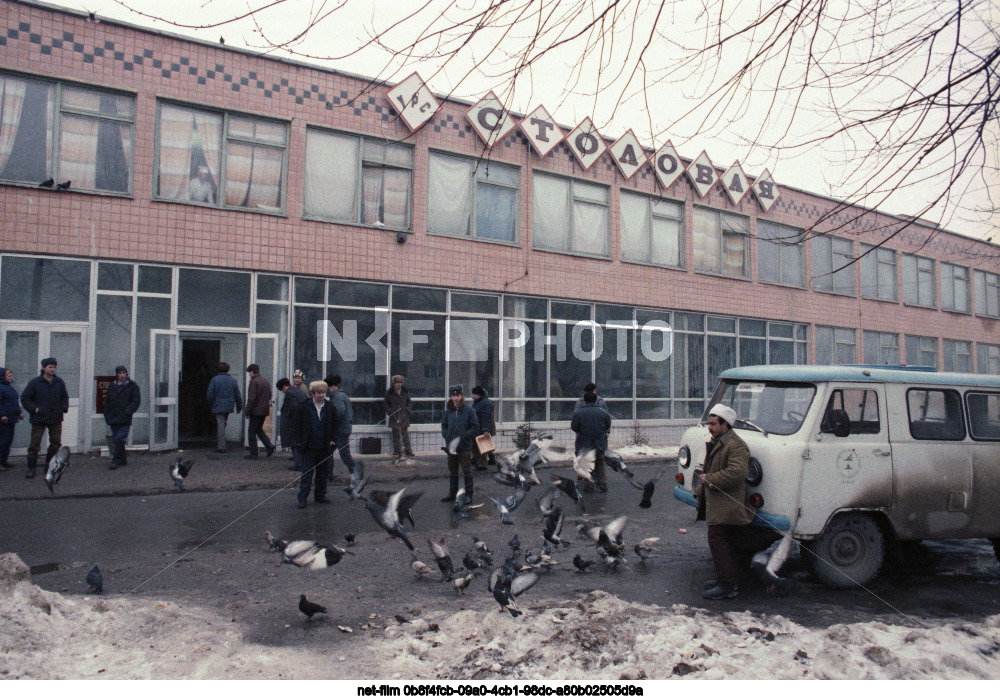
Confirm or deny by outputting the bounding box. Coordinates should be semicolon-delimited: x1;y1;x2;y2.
382;169;410;229
532;175;570;250
158;106;195;199
427;154;473;236
652;217;680;266
0;77;26;172
304;130;357;220
722;230;746;277
225;142;282;209
192;112;221;187
361;166;383;224
58;114;99;190
619;193;649;261
573;201;608;256
476;182;516;241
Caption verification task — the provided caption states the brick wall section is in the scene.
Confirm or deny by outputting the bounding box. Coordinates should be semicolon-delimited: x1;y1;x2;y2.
1;1;998;355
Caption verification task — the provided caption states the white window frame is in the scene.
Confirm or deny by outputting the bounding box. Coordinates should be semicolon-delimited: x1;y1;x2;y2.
693;207;750;278
978;343;1000;375
940;262;970;313
815;326;856;365
942;339;972;373
812;234;855;296
426;151;520;243
974;269;1000;318
905;334;938;368
619;190;684;268
863;330;899;365
902;253;936;308
532;172;610;258
757;220;805;287
860;244;898;302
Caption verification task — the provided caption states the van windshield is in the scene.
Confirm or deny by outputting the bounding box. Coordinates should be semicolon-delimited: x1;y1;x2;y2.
703;380;816;435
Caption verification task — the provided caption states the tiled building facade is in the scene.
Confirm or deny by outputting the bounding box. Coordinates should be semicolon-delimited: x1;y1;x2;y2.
1;0;998;455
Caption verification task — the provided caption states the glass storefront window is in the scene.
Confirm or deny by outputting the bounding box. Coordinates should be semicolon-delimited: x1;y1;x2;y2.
0;256;90;321
177;268;250;327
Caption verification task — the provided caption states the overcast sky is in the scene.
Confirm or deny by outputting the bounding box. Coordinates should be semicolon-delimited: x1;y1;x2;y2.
27;0;1000;243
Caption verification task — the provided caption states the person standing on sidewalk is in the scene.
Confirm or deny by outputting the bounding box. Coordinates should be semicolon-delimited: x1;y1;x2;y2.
19;358;69;479
276;377;307;472
244;364;275;460
295;380;337;508
206;362;242;453
440;384;479;502
326;375;363;486
470;385;495;471
103;365;141;470
384;374;413;463
0;367;24;471
571;391;611;493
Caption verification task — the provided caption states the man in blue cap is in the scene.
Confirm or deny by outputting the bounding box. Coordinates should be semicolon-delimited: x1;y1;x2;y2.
103;365;141;469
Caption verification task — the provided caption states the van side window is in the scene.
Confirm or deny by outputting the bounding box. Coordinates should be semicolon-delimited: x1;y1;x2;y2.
820;388;881;434
907;388;966;440
965;392;1000;441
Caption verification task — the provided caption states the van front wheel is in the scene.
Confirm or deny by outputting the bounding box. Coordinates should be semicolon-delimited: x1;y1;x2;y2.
806;513;884;589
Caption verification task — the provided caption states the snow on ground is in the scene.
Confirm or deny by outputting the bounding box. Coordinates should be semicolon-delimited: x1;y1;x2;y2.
2;553;998;680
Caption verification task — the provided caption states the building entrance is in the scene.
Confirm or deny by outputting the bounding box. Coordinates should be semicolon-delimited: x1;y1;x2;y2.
178;332;245;445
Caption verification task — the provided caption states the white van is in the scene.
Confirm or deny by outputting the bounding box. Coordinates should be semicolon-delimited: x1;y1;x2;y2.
673;365;1000;588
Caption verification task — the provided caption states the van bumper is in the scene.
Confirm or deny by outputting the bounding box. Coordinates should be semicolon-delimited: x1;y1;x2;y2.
672;486;791;532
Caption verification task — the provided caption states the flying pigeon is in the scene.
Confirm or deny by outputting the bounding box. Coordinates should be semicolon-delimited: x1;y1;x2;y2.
535;486;560;517
604;450;637;480
86;564;102;593
542;506;571;548
361;488;423;551
343;473;370;501
625;468;667;509
264;530;288;552
441;436;461;455
492;571;539;617
497;434;565;487
280;540;353;570
751;534;798;596
45;446;70;493
580;515;628;566
170;457;195;492
572;449;597;483
411;555;435;579
451;488;484;524
428;537;458;581
551;475;585;511
489;497;515;525
299;594;327;619
572;553;596;574
634;537;660;564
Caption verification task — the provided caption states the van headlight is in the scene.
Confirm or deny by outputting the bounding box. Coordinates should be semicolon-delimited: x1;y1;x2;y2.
678;445;691;468
746;457;763;487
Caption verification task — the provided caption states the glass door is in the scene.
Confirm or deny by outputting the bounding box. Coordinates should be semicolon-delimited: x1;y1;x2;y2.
149;330;179;451
249;333;279;447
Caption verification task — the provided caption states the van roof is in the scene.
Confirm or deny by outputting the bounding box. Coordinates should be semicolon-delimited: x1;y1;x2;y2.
719;364;1000;388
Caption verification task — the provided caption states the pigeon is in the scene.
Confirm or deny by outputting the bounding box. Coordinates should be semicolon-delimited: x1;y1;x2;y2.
299;594;327;619
497;435;565;487
39;178;55;188
86;564;102;593
56;180;71;190
264;530;288;552
473;536;492;557
489;497;515;525
492;571;539;617
542;506;570;548
751;535;798;596
580;515;628;564
551;475;585;511
603;449;637;481
572;449;597;483
634;537;660;564
462;552;483;572
343;473;370;501
501;489;528;513
451;488;484;524
45;446;70;493
452;573;474;594
508;533;521;554
411;555;435;579
170;457;195;492
625;468;667;509
361;488;423;551
535;486;560;517
280;540;353;570
573;553;596;573
441;436;461;455
344;532;356;546
428;538;458;581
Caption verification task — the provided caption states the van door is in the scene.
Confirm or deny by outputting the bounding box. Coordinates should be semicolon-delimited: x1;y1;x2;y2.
796;384;893;536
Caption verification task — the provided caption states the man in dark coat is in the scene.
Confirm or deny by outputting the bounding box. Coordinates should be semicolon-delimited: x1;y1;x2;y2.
571;391;612;492
244;364;275;460
0;367;24;470
103;365;141;470
694;403;755;601
470;385;496;471
440;384;480;502
384;374;413;463
276;377;307;472
20;357;69;479
294;380;337;508
206;362;242;453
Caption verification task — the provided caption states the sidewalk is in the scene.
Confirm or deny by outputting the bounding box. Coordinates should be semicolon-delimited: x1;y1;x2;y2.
0;446;670;501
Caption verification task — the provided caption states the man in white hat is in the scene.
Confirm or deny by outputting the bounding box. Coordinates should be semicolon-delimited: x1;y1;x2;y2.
188;165;215;203
694;403;755;600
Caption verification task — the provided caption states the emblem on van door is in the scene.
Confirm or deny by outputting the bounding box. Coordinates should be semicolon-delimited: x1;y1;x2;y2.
837;449;862;480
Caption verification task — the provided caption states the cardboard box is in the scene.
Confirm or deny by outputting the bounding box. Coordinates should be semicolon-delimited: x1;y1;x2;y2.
475;433;496;454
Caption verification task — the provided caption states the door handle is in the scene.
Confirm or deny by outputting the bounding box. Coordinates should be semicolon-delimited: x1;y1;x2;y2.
873;449;890;457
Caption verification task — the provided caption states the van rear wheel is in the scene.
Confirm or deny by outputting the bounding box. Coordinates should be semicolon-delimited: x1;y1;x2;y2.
806;513;884;589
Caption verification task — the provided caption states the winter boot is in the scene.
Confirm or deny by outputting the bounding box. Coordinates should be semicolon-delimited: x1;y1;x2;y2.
119;443;128;467
441;473;459;502
25;453;37;479
464;475;475;501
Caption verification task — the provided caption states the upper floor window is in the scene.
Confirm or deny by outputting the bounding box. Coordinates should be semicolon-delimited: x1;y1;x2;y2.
620;191;682;268
940;262;970;313
533;172;609;257
157;102;287;212
0;73;134;194
812;234;855;296
902;253;935;308
693;208;749;277
757;220;804;286
427;152;518;243
974;269;1000;318
304;129;412;229
860;244;897;302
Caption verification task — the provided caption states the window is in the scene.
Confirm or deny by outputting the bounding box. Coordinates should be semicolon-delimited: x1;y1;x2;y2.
821;388;880;434
907;388;965;440
427;152;518;242
974;270;1000;318
0;72;134;193
966;393;1000;440
693;208;749;277
533;173;609;256
940;263;970;313
863;331;899;365
942;339;972;373
620;191;683;267
902;253;936;307
812;235;855;295
979;343;1000;375
905;334;938;368
815;326;856;364
157;103;287;212
757;221;804;286
860;244;897;301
